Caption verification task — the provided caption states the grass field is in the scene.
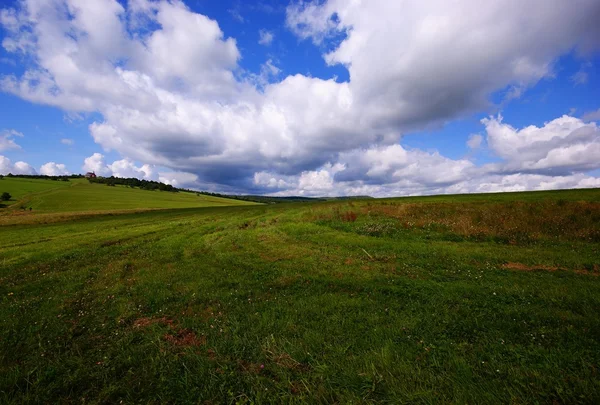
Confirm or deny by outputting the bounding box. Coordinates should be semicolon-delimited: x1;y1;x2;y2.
0;177;73;203
0;178;256;213
1;187;600;403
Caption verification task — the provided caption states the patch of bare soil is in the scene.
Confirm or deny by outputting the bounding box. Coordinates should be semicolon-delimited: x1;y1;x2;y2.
133;316;175;328
502;262;598;276
133;316;205;347
237;360;264;374
503;262;559;272
163;329;206;347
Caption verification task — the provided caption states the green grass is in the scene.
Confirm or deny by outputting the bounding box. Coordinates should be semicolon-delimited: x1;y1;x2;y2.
0;178;256;213
0;177;72;202
1;188;600;403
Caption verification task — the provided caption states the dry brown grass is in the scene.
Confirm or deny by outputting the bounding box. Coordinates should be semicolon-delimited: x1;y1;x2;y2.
503;262;599;276
315;200;600;243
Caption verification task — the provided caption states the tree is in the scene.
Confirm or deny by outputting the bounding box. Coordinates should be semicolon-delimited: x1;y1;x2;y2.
1;192;11;201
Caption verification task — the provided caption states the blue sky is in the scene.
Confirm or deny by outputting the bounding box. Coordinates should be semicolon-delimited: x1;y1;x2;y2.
0;0;599;196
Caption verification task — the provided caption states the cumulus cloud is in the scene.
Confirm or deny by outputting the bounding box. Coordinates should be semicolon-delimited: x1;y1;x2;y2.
80;152;201;188
254;165;600;198
0;129;23;151
249;113;600;197
109;159;156;180
60;138;74;146
82;153;157;180
0;155;36;175
287;0;600;131
483;115;600;175
258;29;274;46
1;0;600;196
82;153;112;176
39;162;70;176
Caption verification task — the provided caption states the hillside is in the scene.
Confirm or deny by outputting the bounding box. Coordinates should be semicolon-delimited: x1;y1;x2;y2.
0;176;72;202
1;188;599;403
0;177;257;213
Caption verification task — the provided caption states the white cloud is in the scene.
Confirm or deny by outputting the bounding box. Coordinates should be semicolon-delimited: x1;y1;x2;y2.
582;108;600;122
0;129;23;151
108;158;156;180
81;152;200;188
483;114;600;175
246;59;281;88
287;0;600;132
60;138;74;146
298;163;345;193
285;1;341;44
0;155;36;175
471;173;600;194
82;152;156;180
253;171;295;189
570;71;588;86
1;0;600;196
258;29;274;46
39;162;70;176
82;153;111;176
467;134;483;149
228;6;244;23
570;61;592;86
256;163;600;198
249;112;600;197
159;171;198;188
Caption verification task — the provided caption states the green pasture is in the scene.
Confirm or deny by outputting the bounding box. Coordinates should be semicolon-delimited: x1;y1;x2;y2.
0;178;256;212
1;187;599;403
0;177;72;202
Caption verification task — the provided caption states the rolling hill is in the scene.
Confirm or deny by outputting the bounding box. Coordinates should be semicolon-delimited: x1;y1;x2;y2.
0;177;257;213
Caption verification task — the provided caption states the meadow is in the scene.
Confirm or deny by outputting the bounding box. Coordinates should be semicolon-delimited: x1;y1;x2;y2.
0;177;255;214
1;182;600;403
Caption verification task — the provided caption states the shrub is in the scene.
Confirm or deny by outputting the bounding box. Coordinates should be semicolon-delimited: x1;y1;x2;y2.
1;192;11;201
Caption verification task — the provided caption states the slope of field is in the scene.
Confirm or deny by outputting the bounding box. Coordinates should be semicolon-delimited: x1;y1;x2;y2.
0;178;256;213
1;188;599;403
0;177;72;202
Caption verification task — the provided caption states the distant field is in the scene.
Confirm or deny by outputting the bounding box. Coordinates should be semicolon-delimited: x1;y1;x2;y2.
382;187;600;203
1;188;600;403
0;177;256;213
0;177;72;202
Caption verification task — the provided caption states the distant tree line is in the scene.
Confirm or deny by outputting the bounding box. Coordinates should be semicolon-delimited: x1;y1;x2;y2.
88;176;178;192
1;174;374;203
194;191;325;204
193;191;373;204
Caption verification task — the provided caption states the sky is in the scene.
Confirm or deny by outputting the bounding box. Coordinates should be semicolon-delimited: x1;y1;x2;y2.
0;0;599;197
